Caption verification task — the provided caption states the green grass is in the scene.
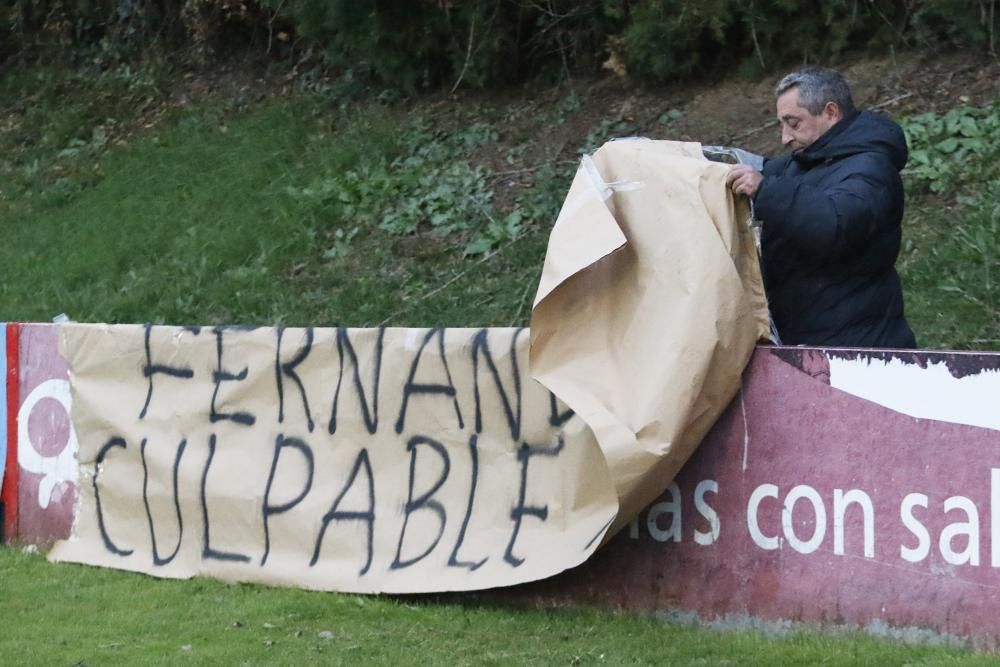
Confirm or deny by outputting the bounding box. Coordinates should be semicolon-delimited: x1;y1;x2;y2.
900;189;1000;349
1;548;992;666
0;62;567;328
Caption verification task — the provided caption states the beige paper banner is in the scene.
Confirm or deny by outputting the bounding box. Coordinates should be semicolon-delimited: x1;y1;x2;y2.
530;139;770;537
49;139;768;592
50;325;617;592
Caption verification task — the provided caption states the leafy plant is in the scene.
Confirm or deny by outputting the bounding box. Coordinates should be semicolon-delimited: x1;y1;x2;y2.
902;103;1000;193
580;117;630;154
286;112;515;256
899;99;1000;350
658;109;684;125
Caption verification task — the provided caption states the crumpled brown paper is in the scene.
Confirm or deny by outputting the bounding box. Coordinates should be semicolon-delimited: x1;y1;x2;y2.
530;139;770;538
48;139;767;593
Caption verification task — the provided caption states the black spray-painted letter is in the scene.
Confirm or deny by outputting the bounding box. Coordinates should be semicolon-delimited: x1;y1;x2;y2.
310;448;376;575
210;326;256;426
448;434;487;571
140;323;196;419
201;434;251;563
276;327;315;433
93;436;133;557
330;327;384;435
391;436;451;570
260;434;315;566
505;435;565;567
140;437;188;567
471;328;523;442
395;329;464;434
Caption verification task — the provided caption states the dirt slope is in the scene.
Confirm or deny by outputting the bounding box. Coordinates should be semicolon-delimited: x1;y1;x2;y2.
473;50;999;168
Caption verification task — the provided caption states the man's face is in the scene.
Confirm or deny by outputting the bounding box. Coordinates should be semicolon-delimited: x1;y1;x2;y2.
776;88;842;152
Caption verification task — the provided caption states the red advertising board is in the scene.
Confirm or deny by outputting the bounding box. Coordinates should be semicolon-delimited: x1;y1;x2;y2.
2;323;19;542
7;325;1000;646
511;347;1000;648
11;324;76;546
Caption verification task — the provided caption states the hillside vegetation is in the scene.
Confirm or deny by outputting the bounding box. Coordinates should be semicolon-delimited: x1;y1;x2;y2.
1;46;998;348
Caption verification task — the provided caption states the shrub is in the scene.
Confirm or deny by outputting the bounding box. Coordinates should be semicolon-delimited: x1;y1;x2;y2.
2;1;997;87
903;101;1000;194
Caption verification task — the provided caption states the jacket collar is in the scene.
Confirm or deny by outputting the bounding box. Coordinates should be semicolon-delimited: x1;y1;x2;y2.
793;110;861;166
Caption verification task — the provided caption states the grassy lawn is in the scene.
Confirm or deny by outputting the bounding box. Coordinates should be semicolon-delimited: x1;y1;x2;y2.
0;63;567;329
2;548;993;666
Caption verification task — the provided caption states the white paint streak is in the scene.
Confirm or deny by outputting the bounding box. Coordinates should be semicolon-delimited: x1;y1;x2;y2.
828;356;1000;432
740;386;750;471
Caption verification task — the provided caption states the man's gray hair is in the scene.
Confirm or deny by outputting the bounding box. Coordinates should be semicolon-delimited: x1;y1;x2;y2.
775;67;855;116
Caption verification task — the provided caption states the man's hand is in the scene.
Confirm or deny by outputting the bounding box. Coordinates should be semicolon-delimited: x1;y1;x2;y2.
726;164;764;198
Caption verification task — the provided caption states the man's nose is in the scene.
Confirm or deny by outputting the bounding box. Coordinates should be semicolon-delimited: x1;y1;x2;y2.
781;128;794;146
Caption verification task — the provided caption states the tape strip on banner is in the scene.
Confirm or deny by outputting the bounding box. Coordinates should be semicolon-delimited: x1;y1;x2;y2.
581;154;643;203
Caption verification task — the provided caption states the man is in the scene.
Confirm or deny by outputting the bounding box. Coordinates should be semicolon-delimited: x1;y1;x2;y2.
726;67;917;349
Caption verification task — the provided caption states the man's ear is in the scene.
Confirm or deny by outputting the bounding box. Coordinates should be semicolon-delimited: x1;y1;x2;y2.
823;101;843;123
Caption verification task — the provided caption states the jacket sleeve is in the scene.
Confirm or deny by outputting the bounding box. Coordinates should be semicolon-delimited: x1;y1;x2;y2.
760;154;787;178
753;160;896;263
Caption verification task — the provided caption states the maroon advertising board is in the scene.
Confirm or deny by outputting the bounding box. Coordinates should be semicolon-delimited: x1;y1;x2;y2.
513;347;1000;648
7;325;1000;647
12;324;76;546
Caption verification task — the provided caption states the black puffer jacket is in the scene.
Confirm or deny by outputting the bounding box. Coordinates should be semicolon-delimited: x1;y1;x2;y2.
754;110;917;348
